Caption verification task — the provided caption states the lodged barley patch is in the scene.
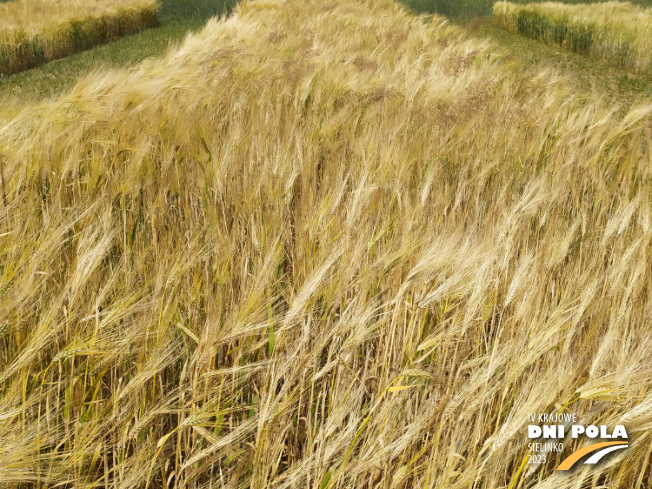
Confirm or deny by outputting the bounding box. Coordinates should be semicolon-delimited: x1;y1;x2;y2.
0;0;651;488
493;1;652;75
0;0;159;76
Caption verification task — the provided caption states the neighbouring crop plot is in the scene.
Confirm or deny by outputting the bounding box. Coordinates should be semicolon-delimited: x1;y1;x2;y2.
493;1;652;75
0;0;159;76
1;0;652;487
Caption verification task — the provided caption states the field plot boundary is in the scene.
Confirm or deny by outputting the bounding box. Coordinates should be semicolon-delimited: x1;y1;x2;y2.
0;0;159;76
493;1;652;76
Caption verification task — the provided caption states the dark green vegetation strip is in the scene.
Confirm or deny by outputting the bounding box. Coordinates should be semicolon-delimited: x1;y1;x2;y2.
401;0;652;19
0;0;239;103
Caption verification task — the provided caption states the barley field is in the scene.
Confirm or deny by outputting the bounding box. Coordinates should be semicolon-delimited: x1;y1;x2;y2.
493;1;652;75
0;0;651;488
0;0;158;75
403;0;652;19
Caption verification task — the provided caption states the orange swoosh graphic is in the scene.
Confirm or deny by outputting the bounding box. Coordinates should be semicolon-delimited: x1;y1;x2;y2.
556;442;628;470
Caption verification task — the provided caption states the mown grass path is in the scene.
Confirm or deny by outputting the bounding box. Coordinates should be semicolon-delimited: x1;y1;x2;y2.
0;0;238;105
401;0;652;104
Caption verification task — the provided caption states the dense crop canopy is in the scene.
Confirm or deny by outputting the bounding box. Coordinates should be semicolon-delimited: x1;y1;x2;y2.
0;0;159;75
494;1;652;75
0;0;651;487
